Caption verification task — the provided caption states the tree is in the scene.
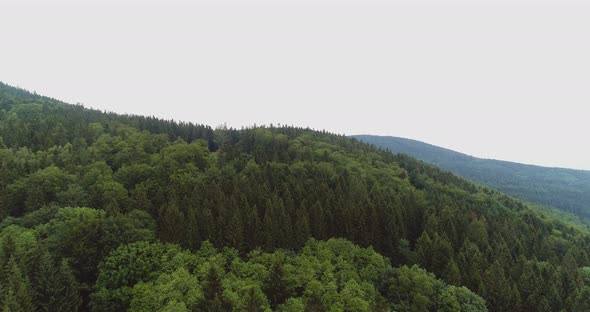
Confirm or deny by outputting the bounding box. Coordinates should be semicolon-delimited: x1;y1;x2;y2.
484;261;514;312
429;233;453;277
416;231;432;269
2;82;590;312
293;206;311;248
92;242;183;312
57;259;82;312
571;287;590;312
128;268;200;312
0;234;17;277
439;286;487;312
223;208;243;250
2;257;34;312
262;206;276;251
263;255;290;309
32;249;59;311
158;200;184;244
445;259;461;285
466;219;489;249
238;286;270;312
303;280;325;312
194;266;231;312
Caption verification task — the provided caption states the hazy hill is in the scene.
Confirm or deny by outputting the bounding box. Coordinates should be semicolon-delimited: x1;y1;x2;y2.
354;135;590;219
1;82;590;311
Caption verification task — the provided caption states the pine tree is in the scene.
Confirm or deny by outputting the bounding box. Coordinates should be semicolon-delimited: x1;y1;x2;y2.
184;203;202;250
561;248;583;296
57;259;81;312
240;286;268;312
104;197;121;216
274;198;291;248
429;233;453;277
194;266;230;312
158;200;184;243
262;207;275;251
0;235;18;283
32;249;59;311
3;288;21;312
293;207;311;248
203;267;223;302
30;249;81;312
2;257;34;312
263;256;289;308
243;204;262;250
458;241;486;293
444;259;461;285
485;261;514;312
416;231;432;269
309;201;326;240
198;206;215;242
223;208;243;250
380;202;401;262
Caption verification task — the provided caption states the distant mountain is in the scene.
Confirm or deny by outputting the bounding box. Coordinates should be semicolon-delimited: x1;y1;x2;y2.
353;135;590;219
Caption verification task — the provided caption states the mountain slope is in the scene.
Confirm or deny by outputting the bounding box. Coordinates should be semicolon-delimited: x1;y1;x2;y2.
1;82;590;311
353;135;590;219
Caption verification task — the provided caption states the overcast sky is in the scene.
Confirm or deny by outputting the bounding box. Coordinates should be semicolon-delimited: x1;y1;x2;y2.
1;0;589;169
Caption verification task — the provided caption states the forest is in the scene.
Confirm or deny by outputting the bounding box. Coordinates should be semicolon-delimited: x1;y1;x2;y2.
353;135;590;220
1;82;590;311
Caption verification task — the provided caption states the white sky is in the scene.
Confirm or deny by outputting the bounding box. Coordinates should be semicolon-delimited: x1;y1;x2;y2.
1;0;589;170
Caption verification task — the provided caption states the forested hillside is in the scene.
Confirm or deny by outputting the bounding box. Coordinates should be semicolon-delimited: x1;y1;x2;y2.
1;82;590;311
353;135;590;219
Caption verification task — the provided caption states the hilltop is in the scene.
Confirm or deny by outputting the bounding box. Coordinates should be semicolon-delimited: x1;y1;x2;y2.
1;83;590;311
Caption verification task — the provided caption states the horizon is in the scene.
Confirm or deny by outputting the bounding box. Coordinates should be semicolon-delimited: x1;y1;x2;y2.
2;0;589;170
4;81;590;172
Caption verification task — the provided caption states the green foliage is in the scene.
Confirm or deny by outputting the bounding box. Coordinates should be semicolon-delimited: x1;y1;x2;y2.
439;286;487;312
263;256;289;308
93;239;483;312
237;286;270;312
194;265;232;312
1;257;34;311
128;268;201;312
0;206;154;311
1;83;590;311
58;258;83;312
354;134;590;221
91;241;187;311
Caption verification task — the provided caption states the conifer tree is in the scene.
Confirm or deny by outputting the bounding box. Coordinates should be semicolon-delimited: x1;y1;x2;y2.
57;259;81;312
183;203;201;250
262;207;275;251
485;260;514;312
194;266;230;312
2;257;34;312
263;256;290;308
158;200;184;243
243;204;262;250
0;236;18;285
224;208;243;250
416;231;432;269
32;249;59;311
240;286;268;312
445;259;461;285
293;207;311;248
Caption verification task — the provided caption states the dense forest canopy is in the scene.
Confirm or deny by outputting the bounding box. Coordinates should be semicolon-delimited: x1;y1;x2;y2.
1;82;590;311
353;135;590;220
